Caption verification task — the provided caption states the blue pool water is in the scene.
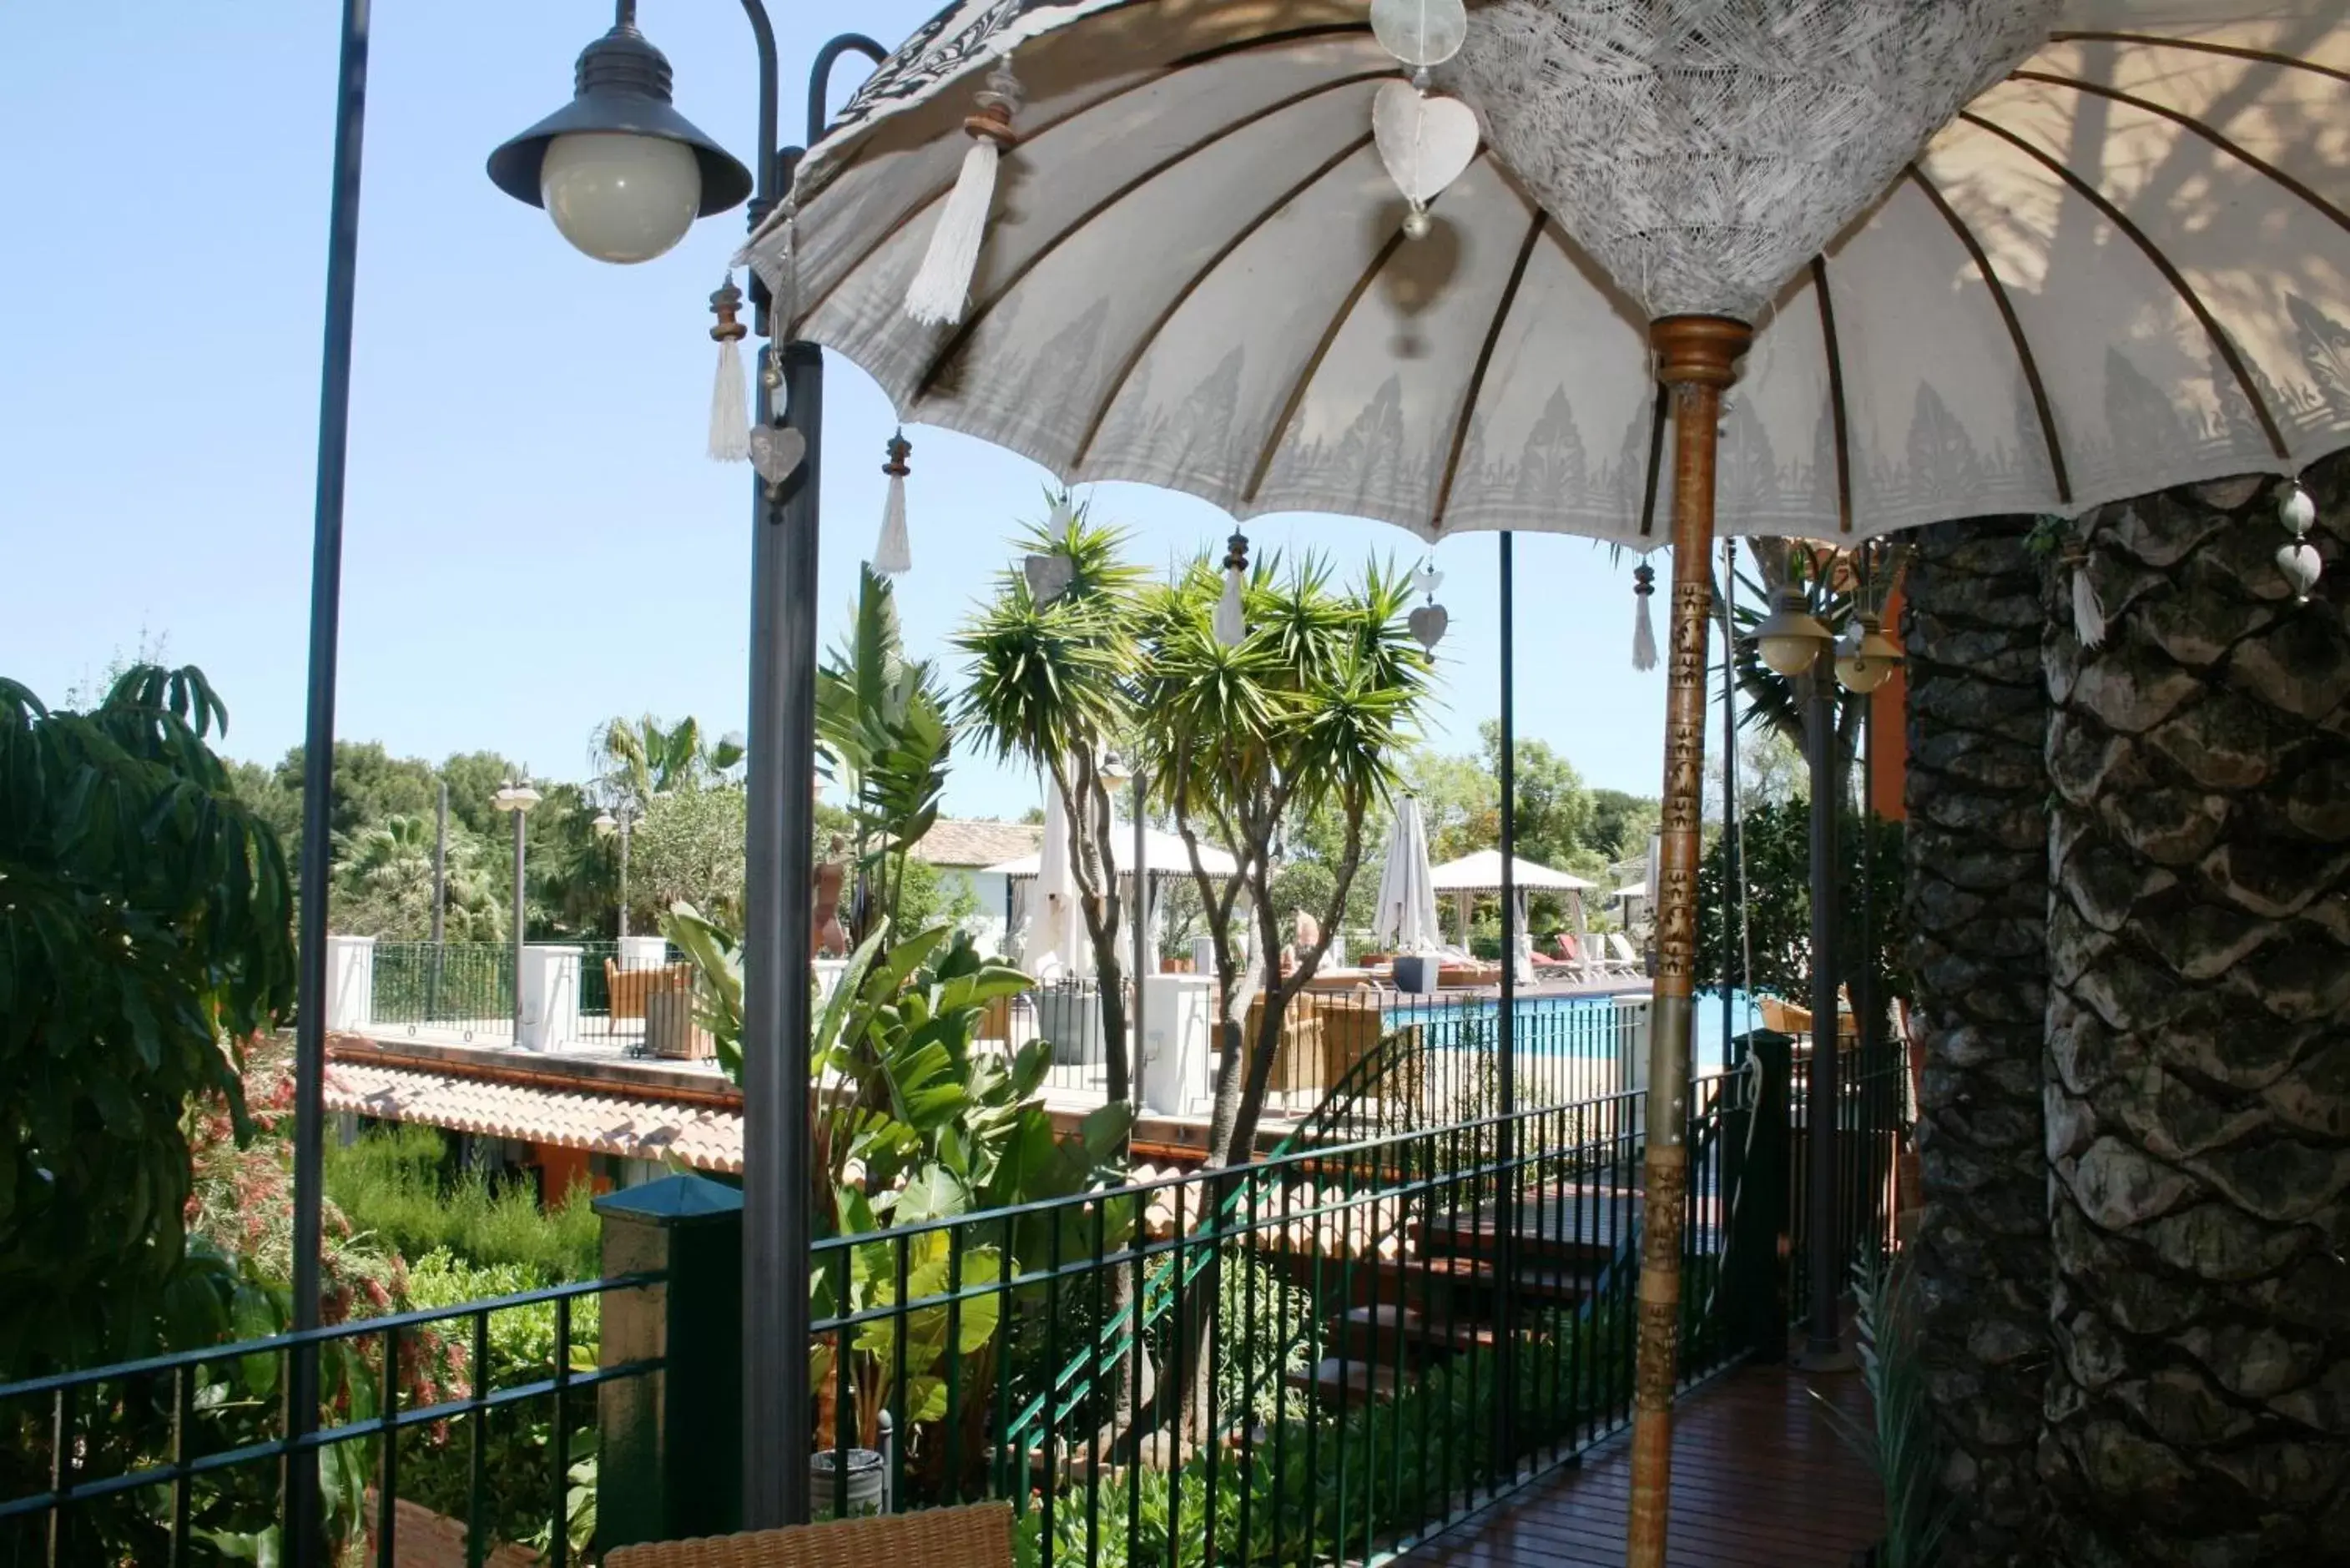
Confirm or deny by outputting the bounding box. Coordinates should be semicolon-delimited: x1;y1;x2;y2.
1395;988;1762;1077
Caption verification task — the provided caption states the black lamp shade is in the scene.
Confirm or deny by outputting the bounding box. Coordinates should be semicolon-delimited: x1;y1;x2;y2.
487;21;752;218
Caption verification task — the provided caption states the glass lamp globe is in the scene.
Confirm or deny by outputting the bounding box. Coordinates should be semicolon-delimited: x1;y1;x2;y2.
593;810;619;838
541;132;702;264
1835;618;1904;694
1753;588;1833;677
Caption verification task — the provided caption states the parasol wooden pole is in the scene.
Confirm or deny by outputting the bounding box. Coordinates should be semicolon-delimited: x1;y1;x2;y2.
1626;314;1752;1568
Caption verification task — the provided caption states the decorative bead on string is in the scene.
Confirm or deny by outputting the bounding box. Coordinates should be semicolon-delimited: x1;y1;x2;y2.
905;60;1023;325
874;431;914;576
706;275;750;463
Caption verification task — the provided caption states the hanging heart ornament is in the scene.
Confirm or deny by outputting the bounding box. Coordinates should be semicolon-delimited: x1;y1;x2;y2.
1374;81;1480;207
1409;602;1450;652
1024;552;1077;604
748;425;807;485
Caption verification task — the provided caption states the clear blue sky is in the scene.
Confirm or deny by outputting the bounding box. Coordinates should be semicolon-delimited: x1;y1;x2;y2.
0;2;1674;819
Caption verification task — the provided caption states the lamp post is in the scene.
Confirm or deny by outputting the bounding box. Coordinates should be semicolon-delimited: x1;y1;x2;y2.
494;782;542;1044
488;4;885;1528
593;799;640;940
1749;556;1901;1366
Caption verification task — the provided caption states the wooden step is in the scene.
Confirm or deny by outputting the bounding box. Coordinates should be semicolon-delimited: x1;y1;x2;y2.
1283;1356;1402;1408
1337;1303;1500;1364
1388;1251;1596;1305
1411;1185;1642;1267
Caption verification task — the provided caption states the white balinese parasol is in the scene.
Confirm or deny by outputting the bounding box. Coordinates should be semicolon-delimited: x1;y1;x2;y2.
1370;794;1445;954
750;3;2350;547
744;3;2350;1557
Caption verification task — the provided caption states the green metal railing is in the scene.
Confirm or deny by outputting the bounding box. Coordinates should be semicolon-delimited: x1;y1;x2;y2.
0;1273;662;1566
809;1077;1764;1566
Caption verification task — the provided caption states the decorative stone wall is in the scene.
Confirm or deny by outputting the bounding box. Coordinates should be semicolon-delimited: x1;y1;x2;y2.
2039;460;2350;1565
1903;517;2056;1566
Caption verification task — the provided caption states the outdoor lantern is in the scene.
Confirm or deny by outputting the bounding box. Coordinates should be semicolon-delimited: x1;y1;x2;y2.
493;784;543;815
1753;587;1833;678
593;809;619;838
1834;615;1904;694
487;3;753;264
1098;750;1132;792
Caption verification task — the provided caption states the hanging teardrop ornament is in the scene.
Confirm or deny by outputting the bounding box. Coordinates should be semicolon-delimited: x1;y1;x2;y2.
873;431;913;575
706;275;750;463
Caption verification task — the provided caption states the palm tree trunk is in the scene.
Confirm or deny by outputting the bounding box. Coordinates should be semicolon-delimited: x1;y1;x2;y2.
2039;467;2350;1567
1901;515;2055;1566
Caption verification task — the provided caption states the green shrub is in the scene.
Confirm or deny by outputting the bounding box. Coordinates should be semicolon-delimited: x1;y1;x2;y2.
325;1123;602;1283
396;1249;601;1555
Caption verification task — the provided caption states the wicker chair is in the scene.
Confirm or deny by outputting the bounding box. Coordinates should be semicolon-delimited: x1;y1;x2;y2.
604;1502;1013;1568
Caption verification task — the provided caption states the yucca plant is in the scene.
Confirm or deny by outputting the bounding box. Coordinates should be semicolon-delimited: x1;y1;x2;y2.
1814;1253;1959;1568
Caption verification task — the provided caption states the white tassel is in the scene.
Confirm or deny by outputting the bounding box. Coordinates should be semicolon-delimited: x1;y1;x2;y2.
905;65;1021;327
1631;563;1659;671
2073;567;2107;649
1214;568;1247;647
706;274;750;463
874;432;912;575
708;336;749;462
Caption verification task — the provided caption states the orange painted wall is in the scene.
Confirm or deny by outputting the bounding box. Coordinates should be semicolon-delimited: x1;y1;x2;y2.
1869;583;1909;821
535;1143;595;1205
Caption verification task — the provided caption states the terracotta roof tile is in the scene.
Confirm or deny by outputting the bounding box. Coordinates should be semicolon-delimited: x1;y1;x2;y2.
324;1062;744;1173
905;819;1044;870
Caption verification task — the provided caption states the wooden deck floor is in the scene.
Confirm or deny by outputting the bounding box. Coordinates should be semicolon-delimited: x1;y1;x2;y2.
1412;1365;1882;1568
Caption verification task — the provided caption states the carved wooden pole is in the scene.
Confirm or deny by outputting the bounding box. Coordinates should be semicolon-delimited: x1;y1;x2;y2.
1626;314;1752;1568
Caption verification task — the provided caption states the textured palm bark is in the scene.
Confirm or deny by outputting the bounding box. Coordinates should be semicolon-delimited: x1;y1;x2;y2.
1902;517;2055;1566
2040;461;2350;1565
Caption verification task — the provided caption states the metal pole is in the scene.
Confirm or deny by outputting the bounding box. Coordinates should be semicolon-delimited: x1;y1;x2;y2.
1802;648;1845;1364
1720;545;1738;1073
1132;773;1147;1084
1495;530;1519;1475
287;1;368;1554
618;813;632;942
738;29;885;1525
430;779;447;1018
512;807;527;1046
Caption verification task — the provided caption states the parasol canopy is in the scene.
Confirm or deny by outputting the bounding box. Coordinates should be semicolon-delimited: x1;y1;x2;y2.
750;1;2350;546
983;819;1239;880
1370;794;1445;953
1428;849;1601;893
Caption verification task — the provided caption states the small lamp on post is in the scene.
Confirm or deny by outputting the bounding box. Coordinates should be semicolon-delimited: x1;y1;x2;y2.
487;2;753;265
594;800;642;941
493;782;542;1046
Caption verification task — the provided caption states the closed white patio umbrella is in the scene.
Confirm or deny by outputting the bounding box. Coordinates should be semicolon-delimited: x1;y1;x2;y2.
1370;794;1444;954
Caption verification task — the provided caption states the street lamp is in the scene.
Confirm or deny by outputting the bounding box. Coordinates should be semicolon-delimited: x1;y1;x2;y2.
1753;584;1833;677
494;782;542;1046
490;4;885;1530
1834;614;1905;696
487;2;754;264
594;800;642;940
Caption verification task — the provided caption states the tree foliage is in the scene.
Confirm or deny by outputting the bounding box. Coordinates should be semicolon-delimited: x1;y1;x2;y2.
0;665;296;1377
1136;553;1435;1166
330;812;505;942
628;784;749;930
956;500;1152;1107
821;567;953;941
1694;795;1905;1006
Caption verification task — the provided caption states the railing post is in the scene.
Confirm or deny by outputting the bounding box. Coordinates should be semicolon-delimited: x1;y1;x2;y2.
1718;1029;1793;1362
594;1175;746;1550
